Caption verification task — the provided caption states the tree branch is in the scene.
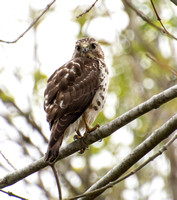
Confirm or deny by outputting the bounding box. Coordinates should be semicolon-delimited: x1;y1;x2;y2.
0;84;176;189
0;189;28;200
76;0;99;18
0;0;56;44
170;0;177;6
0;151;16;171
0;90;48;142
150;0;177;40
51;164;62;200
146;53;177;76
69;130;177;200
122;0;177;41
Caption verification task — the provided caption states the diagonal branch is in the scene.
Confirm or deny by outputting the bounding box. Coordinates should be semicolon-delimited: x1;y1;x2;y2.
150;0;177;39
122;0;177;41
0;0;56;44
72;120;177;200
0;89;48;142
0;84;176;189
0;151;16;171
76;0;99;18
0;189;28;200
170;0;177;6
146;53;177;76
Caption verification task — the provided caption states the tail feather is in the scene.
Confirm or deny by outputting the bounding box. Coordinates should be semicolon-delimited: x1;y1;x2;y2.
45;121;64;163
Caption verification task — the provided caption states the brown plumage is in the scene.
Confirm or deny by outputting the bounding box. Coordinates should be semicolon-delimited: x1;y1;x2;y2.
44;37;109;163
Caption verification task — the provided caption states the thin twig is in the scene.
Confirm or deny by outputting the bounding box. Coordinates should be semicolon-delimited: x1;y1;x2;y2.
0;151;16;171
51;164;62;200
123;0;177;41
1;114;44;158
146;53;177;76
67;132;177;200
0;0;56;44
150;0;177;39
0;189;28;200
76;0;98;18
0;89;48;142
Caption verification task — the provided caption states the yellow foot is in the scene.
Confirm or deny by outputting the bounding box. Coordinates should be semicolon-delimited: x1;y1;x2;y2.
85;124;100;136
84;115;100;137
73;123;100;154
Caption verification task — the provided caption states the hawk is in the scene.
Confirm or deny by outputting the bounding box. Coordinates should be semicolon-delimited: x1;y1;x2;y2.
44;37;109;163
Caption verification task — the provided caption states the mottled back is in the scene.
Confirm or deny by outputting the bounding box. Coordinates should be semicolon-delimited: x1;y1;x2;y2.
44;38;108;163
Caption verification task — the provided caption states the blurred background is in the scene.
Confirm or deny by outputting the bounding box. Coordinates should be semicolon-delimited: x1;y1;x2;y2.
0;0;177;199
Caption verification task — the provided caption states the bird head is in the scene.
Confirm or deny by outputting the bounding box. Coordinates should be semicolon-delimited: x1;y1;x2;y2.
72;37;104;60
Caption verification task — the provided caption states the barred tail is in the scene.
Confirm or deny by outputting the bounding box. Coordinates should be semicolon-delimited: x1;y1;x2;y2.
45;121;64;163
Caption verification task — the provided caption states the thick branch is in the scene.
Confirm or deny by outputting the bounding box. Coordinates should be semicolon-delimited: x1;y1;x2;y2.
170;0;177;6
0;84;176;189
79;114;177;199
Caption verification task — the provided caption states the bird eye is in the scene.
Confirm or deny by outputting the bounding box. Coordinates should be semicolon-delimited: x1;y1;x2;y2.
76;45;81;51
91;43;97;49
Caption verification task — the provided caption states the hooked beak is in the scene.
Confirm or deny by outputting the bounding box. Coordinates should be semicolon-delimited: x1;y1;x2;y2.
82;44;89;53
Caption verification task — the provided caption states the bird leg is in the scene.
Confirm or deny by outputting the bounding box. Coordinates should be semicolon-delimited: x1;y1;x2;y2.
83;115;100;137
73;117;100;154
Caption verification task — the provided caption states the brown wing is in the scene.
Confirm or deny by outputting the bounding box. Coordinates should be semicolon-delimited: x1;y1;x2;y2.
44;57;100;163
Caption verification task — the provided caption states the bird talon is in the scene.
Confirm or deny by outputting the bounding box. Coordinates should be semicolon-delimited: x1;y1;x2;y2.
74;134;81;141
74;120;100;154
78;148;86;154
78;144;89;154
85;123;100;134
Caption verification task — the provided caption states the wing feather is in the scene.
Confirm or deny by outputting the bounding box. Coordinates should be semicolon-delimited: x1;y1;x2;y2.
44;57;100;162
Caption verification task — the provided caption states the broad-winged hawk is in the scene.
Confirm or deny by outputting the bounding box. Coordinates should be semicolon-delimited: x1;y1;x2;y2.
44;37;109;163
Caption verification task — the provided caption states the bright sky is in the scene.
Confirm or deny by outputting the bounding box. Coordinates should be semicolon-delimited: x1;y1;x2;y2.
0;0;175;199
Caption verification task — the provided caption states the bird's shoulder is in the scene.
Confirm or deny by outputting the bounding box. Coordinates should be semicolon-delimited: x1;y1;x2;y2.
49;57;99;82
44;57;100;108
